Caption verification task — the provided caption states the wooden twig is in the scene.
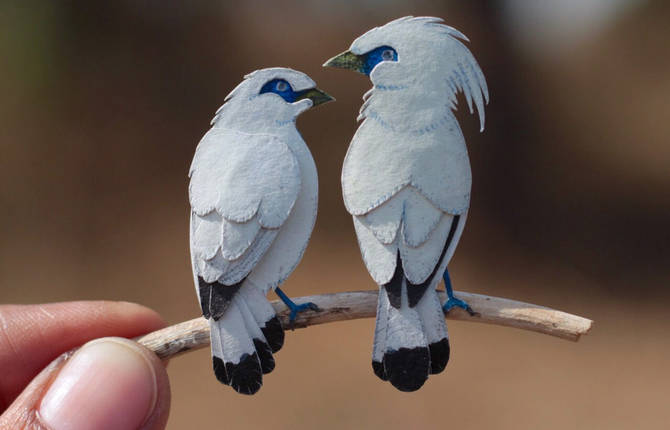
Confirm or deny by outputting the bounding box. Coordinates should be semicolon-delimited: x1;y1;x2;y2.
137;290;592;360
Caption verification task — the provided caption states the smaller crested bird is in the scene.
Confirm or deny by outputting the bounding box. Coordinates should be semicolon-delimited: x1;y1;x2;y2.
325;16;488;391
188;68;332;394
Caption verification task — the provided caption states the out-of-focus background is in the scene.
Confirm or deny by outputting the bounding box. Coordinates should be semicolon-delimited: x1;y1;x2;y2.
1;1;669;428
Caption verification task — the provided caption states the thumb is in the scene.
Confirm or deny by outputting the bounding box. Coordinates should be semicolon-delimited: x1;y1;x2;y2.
0;337;171;430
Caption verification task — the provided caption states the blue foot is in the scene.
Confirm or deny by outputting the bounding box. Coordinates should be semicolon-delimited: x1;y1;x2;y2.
442;268;476;316
287;302;319;323
442;296;475;315
275;287;320;328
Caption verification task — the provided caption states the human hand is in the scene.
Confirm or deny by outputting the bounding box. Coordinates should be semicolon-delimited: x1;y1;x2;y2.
0;301;171;430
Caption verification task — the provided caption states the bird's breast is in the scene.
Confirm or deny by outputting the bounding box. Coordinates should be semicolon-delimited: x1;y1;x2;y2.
342;118;471;217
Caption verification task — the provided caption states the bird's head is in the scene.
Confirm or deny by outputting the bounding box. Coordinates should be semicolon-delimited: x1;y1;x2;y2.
323;16;469;87
324;17;488;131
211;68;333;130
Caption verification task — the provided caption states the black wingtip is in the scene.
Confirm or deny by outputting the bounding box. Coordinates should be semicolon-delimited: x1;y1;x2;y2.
407;216;460;308
199;280;212;319
261;316;285;353
253;338;275;374
384;347;430;392
428;338;450;374
212;356;230;385
226;353;263;395
198;277;243;321
372;360;388;381
383;253;404;309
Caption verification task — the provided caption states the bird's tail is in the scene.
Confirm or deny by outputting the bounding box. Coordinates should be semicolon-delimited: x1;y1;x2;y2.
372;282;449;392
208;282;284;395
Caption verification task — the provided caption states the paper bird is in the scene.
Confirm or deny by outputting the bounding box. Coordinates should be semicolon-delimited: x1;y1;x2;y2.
324;16;488;391
188;68;332;394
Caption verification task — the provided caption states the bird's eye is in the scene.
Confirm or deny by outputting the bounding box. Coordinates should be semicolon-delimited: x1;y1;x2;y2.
259;79;296;102
381;49;395;61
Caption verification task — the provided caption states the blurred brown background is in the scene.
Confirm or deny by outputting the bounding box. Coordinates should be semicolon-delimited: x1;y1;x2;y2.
1;1;669;428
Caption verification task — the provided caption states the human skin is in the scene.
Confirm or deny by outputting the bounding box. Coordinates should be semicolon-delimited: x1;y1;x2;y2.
0;301;171;430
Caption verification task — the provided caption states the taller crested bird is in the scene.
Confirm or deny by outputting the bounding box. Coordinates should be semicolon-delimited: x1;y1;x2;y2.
189;68;332;394
324;16;488;391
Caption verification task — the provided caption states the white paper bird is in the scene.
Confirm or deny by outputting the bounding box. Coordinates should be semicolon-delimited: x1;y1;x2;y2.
188;68;332;394
324;16;488;391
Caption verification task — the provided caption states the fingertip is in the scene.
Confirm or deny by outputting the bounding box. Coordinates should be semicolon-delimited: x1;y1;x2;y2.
38;337;171;430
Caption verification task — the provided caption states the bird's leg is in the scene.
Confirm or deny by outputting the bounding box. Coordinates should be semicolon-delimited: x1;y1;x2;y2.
274;287;320;328
442;268;476;316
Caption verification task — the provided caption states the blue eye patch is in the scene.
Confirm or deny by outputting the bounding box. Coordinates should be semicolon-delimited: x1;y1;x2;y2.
259;79;299;102
362;45;398;75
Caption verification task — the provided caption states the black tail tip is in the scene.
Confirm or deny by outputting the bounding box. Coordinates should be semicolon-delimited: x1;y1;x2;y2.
429;338;450;374
226;353;263;395
261;316;285;353
253;338;276;374
212;356;230;385
383;347;430;392
372;360;388;381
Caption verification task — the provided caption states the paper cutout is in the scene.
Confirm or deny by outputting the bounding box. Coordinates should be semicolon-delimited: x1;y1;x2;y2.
325;16;488;392
188;68;331;394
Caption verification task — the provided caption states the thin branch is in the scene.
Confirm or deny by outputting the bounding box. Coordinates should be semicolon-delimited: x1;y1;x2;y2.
137;290;593;360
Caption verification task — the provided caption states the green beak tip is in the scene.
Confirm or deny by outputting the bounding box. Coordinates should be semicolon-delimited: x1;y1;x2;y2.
297;88;335;106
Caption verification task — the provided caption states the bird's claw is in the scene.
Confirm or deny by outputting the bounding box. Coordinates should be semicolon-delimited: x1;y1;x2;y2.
287;302;320;329
443;297;476;316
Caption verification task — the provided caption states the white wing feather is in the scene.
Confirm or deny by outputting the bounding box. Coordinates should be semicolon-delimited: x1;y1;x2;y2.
189;128;301;285
189;128;300;228
352;187;457;285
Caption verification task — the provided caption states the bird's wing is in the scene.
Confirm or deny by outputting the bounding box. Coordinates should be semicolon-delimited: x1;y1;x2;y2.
189;128;301;285
353;186;461;286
